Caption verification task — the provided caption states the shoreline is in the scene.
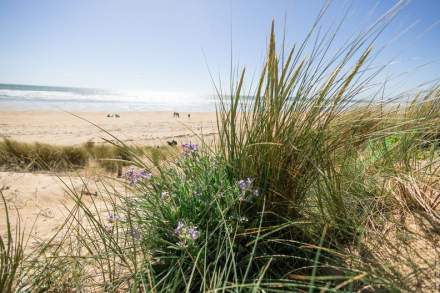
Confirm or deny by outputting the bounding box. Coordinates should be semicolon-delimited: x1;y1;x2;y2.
0;108;217;113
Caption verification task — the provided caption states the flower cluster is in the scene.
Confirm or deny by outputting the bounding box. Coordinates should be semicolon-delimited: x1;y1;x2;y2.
182;143;198;154
175;220;200;246
106;212;142;240
124;167;152;185
105;212;123;232
237;177;260;201
238;177;253;192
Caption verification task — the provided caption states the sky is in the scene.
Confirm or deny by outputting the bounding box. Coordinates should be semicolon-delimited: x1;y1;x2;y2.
0;0;439;96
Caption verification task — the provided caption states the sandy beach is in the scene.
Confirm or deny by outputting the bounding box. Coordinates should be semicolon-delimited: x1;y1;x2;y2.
0;111;217;145
0;171;122;250
0;110;218;246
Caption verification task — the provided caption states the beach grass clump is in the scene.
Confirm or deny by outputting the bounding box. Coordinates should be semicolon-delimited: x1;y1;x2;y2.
0;138;89;171
126;149;375;291
216;21;383;240
23;146;375;292
82;140;130;172
216;18;440;243
212;15;439;291
0;138;173;172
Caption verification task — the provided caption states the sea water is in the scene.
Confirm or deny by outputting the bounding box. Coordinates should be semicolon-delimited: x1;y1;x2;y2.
0;83;217;112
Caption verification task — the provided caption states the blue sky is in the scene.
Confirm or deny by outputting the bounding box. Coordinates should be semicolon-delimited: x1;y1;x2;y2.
0;0;439;95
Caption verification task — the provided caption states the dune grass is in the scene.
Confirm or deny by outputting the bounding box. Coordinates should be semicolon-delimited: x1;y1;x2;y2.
0;192;25;292
215;20;439;244
0;138;173;172
1;3;440;292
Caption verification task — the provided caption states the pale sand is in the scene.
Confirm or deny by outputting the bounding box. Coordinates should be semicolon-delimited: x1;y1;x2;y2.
0;111;218;246
0;111;217;145
0;171;124;250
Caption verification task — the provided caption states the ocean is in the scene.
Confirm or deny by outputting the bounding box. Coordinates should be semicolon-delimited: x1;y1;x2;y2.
0;83;217;112
0;83;388;113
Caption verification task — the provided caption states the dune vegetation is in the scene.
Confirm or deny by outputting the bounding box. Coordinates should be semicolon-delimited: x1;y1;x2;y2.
0;138;172;172
1;5;440;293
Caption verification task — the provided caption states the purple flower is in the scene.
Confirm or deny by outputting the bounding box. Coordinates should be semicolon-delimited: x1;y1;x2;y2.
182;143;198;153
139;170;152;180
175;220;185;237
124;167;152;185
175;220;200;243
105;224;113;233
237;178;253;192
125;168;135;179
188;226;200;240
